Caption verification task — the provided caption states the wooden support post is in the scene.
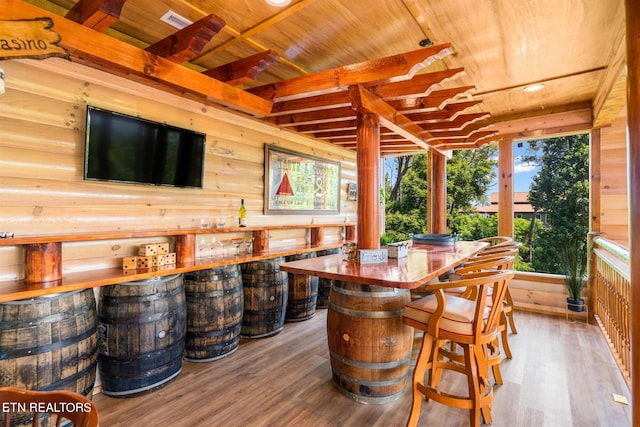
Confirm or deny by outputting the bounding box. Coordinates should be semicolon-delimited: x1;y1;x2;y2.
25;242;62;284
590;128;602;234
430;150;447;233
356;112;380;249
626;0;640;422
310;227;324;246
498;138;514;237
253;229;269;254
174;234;195;265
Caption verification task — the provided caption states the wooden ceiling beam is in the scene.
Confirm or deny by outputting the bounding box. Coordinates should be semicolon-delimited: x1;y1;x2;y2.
65;0;127;32
269;67;464;115
406;100;483;123
3;0;272;117
349;84;441;153
203;50;279;86
430;130;498;145
145;14;226;63
296;120;357;133
248;43;454;102
271;107;356;126
368;68;465;100
425;122;494;139
420;112;491;131
385;86;477;113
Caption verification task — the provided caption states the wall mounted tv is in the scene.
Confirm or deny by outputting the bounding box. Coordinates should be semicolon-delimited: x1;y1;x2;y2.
84;106;206;188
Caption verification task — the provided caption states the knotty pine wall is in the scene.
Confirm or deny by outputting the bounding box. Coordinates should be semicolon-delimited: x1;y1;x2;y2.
599;114;629;248
0;58;357;282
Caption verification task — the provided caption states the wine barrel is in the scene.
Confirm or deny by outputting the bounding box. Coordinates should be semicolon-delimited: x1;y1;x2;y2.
284;252;318;321
184;265;244;361
315;248;340;308
240;258;288;338
98;274;186;397
327;281;412;403
0;289;98;427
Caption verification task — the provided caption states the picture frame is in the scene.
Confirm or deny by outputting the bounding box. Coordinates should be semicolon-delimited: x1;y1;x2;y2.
264;144;341;214
347;182;357;201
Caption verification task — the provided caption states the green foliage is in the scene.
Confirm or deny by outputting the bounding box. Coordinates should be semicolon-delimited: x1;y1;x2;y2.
563;237;588;300
384;210;425;242
446;145;498;221
450;213;498;241
526;134;590;274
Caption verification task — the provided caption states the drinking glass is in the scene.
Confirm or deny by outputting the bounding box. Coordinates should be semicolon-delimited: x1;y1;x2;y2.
209;236;219;258
232;238;243;256
197;236;207;258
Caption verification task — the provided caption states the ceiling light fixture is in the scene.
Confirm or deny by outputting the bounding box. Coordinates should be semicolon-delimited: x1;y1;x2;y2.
265;0;292;6
523;83;545;93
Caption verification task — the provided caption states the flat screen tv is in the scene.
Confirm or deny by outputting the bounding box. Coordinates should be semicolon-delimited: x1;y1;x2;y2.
84;106;206;188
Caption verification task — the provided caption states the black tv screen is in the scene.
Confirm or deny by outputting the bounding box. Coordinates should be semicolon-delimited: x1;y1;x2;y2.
84;106;206;188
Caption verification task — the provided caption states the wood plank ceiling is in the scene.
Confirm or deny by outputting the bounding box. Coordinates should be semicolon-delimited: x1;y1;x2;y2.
15;0;628;155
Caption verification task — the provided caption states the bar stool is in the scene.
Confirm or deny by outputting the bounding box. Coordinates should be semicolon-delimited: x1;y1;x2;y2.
453;255;515;385
476;236;513;247
473;242;522;337
403;269;514;427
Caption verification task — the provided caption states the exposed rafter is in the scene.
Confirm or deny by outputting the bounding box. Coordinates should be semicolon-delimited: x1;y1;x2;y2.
65;0;127;31
248;43;455;102
203;50;280;86
145;14;226;63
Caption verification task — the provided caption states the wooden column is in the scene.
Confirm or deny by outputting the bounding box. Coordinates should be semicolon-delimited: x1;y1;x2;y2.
174;234;195;264
626;0;640;422
430;150;447;233
590;129;602;233
498;138;514;237
356;112;380;249
25;242;62;284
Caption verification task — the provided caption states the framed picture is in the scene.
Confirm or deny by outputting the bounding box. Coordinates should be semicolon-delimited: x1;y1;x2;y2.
347;182;357;201
264;144;341;214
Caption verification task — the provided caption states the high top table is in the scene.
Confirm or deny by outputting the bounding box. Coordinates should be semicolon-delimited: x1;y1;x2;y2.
279;241;487;404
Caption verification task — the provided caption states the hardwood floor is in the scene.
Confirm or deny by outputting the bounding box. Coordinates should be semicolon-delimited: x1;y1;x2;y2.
92;309;632;427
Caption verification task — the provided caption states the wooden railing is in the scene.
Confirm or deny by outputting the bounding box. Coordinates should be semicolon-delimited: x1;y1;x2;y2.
588;232;631;387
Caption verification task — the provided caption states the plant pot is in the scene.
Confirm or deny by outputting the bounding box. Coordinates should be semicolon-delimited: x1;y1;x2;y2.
567;297;585;312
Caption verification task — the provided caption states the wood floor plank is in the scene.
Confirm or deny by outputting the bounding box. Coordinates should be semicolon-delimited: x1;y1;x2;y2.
92;309;632;427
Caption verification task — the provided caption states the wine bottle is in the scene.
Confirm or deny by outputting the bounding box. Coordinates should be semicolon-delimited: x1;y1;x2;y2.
238;199;247;227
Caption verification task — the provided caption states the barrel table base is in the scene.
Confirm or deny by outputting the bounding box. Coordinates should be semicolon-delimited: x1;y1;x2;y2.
0;289;98;427
184;265;244;362
285;253;318;321
241;258;288;338
98;274;186;397
327;281;412;404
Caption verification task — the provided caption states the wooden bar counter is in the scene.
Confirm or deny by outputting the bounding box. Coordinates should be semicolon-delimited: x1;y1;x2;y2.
279;241;487;404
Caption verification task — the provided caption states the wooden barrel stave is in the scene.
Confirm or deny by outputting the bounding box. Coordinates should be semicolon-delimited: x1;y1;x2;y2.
327;281;412;404
98;274;186;397
240;258;288;338
285;252;318;321
184;265;244;361
0;289;98;427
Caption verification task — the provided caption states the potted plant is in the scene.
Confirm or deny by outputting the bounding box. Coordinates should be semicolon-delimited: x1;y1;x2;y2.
563;237;588;312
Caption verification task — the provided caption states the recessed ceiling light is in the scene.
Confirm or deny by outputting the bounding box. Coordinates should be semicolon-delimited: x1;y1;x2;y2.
523;84;545;93
265;0;292;6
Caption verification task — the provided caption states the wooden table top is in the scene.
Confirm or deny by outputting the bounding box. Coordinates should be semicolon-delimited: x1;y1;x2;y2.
279;241;488;290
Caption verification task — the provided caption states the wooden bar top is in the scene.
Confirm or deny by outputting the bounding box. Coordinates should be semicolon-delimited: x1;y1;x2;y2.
279;241;488;290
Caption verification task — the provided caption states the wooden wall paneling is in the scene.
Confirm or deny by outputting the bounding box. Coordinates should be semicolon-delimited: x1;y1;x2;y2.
599;116;629;247
0;58;356;282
